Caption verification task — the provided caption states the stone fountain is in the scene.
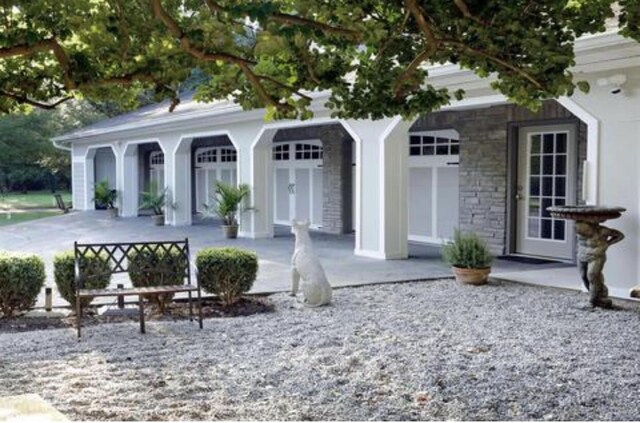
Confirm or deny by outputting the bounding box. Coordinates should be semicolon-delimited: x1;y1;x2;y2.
547;205;625;308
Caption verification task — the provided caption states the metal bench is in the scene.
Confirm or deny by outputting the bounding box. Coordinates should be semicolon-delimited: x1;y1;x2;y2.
54;194;71;213
74;239;203;338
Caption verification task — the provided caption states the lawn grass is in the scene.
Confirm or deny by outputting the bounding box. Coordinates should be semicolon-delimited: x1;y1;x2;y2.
0;210;63;227
0;190;71;210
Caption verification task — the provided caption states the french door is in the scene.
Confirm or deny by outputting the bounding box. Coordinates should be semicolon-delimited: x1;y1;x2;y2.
274;165;323;228
273;141;323;228
515;125;577;260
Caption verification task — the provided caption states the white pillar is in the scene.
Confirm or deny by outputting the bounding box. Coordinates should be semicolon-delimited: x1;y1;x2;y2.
229;125;274;238
343;117;415;259
119;143;139;217
165;135;191;226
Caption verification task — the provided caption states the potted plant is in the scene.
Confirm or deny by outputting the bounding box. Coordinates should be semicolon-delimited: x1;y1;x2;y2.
442;229;493;285
94;180;118;218
203;182;252;239
139;182;173;226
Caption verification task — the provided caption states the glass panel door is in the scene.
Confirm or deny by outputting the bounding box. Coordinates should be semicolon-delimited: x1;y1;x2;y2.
516;125;576;260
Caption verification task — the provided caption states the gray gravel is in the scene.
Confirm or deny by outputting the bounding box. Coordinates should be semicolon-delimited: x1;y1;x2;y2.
1;279;640;421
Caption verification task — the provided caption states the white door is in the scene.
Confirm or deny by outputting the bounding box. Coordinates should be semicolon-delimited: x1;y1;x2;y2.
194;146;238;213
408;131;460;244
273;141;323;228
149;150;165;191
515;125;576;260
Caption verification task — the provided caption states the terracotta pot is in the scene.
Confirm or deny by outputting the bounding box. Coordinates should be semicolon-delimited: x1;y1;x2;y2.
152;214;165;226
452;266;491;285
222;224;238;239
107;207;119;218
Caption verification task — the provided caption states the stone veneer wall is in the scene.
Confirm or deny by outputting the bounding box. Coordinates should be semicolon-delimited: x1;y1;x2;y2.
411;100;587;255
274;124;354;234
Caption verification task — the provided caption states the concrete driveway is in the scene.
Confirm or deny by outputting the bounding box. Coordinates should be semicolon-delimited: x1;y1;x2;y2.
0;211;567;308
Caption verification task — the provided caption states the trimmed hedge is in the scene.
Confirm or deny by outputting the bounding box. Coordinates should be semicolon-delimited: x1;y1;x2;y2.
196;247;258;306
54;251;112;309
128;247;187;312
0;252;46;317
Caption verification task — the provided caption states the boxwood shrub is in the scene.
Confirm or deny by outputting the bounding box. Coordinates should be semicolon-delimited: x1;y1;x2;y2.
128;246;187;312
0;252;46;317
54;251;112;309
196;247;258;306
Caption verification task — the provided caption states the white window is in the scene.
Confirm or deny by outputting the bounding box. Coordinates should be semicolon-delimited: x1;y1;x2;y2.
409;135;459;156
273;144;290;161
149;151;164;165
272;141;323;162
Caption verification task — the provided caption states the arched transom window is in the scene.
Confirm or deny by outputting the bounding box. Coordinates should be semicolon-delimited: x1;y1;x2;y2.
149;151;164;166
196;147;237;164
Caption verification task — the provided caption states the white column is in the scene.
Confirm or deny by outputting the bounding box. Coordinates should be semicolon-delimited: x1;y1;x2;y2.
343;117;415;259
229;124;274;238
119;143;139;217
165;135;191;226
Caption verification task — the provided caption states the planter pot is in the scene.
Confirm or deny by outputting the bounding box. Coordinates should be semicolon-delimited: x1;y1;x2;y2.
151;214;165;226
222;224;238;239
452;266;491;285
107;207;119;218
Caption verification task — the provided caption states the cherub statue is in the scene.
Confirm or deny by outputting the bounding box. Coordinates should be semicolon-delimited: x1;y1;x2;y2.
575;221;624;308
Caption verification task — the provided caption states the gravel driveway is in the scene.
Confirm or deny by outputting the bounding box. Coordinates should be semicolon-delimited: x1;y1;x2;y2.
1;279;639;421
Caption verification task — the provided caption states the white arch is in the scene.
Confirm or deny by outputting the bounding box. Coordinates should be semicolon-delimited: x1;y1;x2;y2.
82;144;119;211
557;96;600;204
170;130;240;226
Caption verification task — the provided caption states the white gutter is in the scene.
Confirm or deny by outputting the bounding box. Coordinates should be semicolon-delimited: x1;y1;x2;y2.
52;138;71;151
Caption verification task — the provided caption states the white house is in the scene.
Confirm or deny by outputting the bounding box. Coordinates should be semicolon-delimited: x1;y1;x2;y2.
52;28;640;298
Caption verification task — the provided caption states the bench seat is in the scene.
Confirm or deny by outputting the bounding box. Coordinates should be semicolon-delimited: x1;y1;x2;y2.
79;284;199;298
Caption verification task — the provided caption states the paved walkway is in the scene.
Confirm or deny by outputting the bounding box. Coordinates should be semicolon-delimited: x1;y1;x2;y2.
0;211;567;308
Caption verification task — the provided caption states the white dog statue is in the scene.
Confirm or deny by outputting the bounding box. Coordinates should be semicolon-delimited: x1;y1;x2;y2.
290;220;332;307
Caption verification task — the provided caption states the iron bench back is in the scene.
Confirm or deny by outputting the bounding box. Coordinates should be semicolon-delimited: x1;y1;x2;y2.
74;239;192;287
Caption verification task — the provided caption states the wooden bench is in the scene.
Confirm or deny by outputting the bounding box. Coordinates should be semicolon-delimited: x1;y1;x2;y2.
74;239;203;338
54;194;71;213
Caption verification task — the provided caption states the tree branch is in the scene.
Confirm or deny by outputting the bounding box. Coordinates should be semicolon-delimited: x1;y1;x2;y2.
443;39;544;89
453;0;488;26
0;90;73;109
150;0;254;65
393;47;436;99
270;12;360;38
404;0;439;45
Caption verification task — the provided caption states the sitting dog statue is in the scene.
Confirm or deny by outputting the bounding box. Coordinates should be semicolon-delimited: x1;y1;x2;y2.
290;220;332;307
631;286;640;299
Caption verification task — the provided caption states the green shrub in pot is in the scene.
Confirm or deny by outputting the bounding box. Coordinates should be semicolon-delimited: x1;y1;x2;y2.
442;230;493;285
54;251;112;310
196;247;258;306
0;252;46;317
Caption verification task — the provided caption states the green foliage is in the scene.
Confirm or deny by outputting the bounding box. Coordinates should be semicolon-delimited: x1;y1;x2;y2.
0;1;634;120
202;181;252;226
0;252;46;317
0;101;106;192
128;247;187;312
93;180;117;209
196;247;258;306
442;230;493;269
139;182;172;216
54;251;111;309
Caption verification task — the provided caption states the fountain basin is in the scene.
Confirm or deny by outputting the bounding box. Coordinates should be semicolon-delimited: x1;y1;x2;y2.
547;205;626;223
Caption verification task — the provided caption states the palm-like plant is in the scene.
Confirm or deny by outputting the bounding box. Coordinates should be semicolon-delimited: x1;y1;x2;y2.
204;181;252;226
94;180;117;209
139;182;171;216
